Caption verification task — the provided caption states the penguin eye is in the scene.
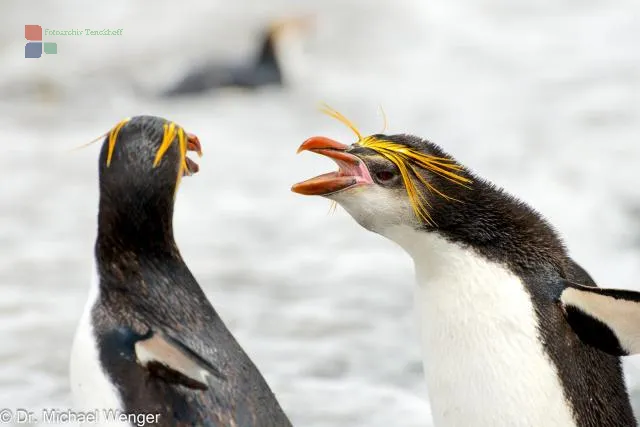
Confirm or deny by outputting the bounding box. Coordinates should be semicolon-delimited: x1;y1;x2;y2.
373;168;400;186
367;157;401;187
375;171;396;182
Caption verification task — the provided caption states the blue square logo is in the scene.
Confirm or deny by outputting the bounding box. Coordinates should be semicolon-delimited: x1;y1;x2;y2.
25;42;42;58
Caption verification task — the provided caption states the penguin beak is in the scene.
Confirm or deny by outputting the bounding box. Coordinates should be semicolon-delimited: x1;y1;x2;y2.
292;136;373;196
184;132;203;176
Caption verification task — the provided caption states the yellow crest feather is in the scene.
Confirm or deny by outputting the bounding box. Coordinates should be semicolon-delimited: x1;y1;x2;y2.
151;121;190;189
320;103;363;141
320;105;472;225
106;118;131;166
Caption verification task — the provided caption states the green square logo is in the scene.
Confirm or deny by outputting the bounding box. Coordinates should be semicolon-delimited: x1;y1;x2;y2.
43;42;57;54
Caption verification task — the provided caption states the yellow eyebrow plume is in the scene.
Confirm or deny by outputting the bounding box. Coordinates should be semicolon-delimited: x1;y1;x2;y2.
378;104;388;133
105;118;131;166
153;122;177;167
152;122;190;189
320;103;363;141
175;126;188;189
320;107;472;225
68;133;108;152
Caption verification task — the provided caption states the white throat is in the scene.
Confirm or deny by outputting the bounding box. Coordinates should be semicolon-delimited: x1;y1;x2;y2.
384;226;577;427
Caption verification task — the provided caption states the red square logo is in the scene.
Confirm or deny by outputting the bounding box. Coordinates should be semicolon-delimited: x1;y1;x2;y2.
25;25;42;41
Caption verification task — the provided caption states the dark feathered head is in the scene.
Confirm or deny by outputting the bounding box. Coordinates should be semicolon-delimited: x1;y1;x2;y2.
96;116;202;244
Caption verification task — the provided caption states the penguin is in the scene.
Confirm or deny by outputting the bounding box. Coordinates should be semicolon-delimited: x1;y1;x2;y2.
291;109;638;427
161;17;311;97
70;116;293;427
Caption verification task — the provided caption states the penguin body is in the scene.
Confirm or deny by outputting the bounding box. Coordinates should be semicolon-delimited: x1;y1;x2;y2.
70;116;292;427
292;129;637;427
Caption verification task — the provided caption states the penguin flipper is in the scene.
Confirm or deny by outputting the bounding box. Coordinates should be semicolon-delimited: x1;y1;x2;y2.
135;330;226;390
560;282;640;356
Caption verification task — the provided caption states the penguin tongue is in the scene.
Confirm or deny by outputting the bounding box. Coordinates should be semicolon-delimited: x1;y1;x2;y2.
292;136;373;195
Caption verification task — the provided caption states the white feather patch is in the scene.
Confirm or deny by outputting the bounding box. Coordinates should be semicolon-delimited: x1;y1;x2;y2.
384;227;578;427
561;286;640;354
70;265;130;426
135;332;212;389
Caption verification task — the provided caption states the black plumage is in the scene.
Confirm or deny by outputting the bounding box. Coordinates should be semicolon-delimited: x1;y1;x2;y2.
92;116;293;427
162;24;288;97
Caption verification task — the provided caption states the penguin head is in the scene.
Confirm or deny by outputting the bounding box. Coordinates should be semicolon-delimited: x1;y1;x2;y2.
292;131;475;238
98;115;202;204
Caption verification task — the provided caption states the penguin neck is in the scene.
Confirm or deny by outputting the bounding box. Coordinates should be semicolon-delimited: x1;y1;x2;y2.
415;178;567;276
94;202;199;305
256;33;280;72
96;192;177;254
383;227;578;426
93;186;212;317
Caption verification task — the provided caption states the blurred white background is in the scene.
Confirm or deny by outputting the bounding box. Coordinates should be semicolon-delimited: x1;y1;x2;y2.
1;0;639;426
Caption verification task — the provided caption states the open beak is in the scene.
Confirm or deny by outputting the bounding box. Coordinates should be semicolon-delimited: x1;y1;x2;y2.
184;132;203;176
292;136;373;196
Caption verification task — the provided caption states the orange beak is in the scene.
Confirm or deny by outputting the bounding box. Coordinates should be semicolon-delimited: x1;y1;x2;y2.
186;133;203;157
183;132;203;176
292;136;373;196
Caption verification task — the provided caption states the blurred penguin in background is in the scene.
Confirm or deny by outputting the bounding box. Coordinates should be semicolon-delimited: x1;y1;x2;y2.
162;16;313;97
